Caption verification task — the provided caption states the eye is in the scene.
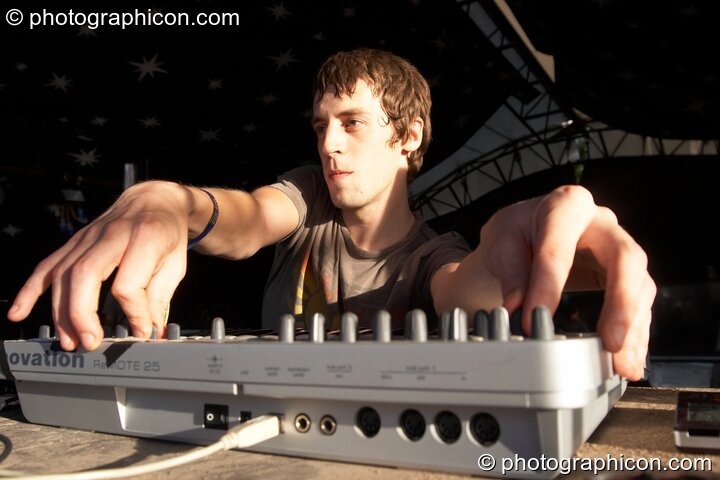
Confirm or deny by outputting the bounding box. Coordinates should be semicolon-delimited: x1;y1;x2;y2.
313;123;326;135
345;119;362;129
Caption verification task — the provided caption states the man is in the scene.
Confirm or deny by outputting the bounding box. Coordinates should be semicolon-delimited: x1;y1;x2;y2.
7;49;655;380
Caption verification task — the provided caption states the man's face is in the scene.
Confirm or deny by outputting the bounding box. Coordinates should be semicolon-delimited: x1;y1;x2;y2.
311;80;408;211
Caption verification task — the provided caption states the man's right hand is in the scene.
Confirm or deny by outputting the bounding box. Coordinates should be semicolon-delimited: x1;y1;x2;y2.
6;181;193;351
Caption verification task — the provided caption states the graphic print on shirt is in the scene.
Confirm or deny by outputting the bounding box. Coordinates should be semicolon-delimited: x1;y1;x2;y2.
292;248;328;328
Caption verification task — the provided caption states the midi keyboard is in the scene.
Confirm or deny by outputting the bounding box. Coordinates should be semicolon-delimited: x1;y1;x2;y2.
0;307;625;478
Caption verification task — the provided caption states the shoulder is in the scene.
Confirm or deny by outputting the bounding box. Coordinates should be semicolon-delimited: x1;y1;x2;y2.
269;165;328;215
273;165;324;192
418;230;471;260
400;224;471;276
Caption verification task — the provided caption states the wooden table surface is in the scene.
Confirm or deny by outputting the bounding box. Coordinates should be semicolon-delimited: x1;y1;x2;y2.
1;387;720;479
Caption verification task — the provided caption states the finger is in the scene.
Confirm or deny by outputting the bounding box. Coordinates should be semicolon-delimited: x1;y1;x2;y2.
145;247;187;339
479;212;533;318
62;223;133;350
111;217;180;339
50;233;97;350
609;276;655;380
45;228;106;350
579;214;654;379
591;228;652;353
560;206;654;379
7;232;86;322
521;187;596;332
501;286;527;322
52;268;77;350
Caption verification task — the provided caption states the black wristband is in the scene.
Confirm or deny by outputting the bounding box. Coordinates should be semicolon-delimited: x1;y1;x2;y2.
187;189;219;249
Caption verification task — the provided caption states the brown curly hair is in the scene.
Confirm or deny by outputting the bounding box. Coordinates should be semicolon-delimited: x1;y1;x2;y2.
313;48;432;180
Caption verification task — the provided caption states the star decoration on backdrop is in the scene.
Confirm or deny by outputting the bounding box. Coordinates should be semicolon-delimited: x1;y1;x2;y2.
617;70;638;82
70;148;101;167
259;93;279;105
199;128;221;142
269;48;299;72
454;114;470;130
426;75;441;88
684;98;707;113
432;38;448;52
268;3;291;20
208;79;223;90
139;116;161;128
77;26;97;37
128;53;168;81
90;116;108;126
2;225;23;237
46;73;73;92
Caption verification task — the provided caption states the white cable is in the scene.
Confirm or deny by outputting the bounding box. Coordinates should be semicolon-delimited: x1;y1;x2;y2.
0;414;281;480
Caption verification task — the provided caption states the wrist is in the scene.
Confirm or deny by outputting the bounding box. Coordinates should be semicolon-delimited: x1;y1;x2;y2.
121;180;193;216
119;181;216;248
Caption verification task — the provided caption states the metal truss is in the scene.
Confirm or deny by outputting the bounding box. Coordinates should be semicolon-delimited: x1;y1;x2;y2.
409;0;719;220
409;0;571;219
410;120;720;220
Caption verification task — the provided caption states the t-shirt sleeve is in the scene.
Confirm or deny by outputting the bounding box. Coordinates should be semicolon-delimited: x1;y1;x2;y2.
397;231;472;318
415;232;472;297
424;232;470;264
268;165;325;241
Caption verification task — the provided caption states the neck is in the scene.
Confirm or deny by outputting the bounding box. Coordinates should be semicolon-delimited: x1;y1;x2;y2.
342;188;416;251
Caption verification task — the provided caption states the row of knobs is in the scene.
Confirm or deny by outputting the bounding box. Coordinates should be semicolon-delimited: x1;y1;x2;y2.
35;306;555;343
35;323;184;341
277;306;556;343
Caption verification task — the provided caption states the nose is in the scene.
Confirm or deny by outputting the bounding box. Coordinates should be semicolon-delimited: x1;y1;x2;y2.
319;123;345;157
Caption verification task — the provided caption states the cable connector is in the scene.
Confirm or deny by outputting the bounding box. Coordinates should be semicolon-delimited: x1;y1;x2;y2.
219;415;281;450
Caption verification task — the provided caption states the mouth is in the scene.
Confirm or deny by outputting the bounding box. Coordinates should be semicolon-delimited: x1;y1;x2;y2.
328;170;353;182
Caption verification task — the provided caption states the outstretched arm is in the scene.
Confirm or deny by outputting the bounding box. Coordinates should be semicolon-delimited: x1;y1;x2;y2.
7;181;298;351
431;185;656;380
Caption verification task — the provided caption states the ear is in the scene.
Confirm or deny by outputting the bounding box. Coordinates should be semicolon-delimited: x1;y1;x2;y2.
401;117;423;154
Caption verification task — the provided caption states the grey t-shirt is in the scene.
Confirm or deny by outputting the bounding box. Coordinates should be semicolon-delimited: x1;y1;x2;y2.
262;165;471;330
